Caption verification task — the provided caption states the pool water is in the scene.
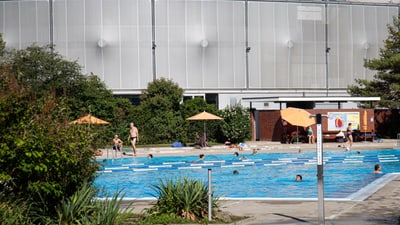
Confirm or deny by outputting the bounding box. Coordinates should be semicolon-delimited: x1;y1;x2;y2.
94;149;400;200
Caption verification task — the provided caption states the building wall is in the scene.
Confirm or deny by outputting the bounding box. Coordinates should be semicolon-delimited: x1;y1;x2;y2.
0;0;398;109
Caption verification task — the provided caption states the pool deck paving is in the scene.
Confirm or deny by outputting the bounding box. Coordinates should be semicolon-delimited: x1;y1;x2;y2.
100;139;400;225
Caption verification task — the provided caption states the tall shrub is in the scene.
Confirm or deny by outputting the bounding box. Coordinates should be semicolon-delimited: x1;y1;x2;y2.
136;78;185;144
0;70;100;218
220;104;251;143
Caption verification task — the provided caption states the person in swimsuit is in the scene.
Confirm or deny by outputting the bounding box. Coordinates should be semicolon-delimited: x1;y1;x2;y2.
199;154;205;160
112;135;123;152
129;122;139;156
307;126;314;144
344;123;353;151
373;164;382;174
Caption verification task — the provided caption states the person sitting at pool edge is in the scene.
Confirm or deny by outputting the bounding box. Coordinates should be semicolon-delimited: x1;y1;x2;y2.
225;138;244;151
373;164;382;174
112;134;123;152
225;138;232;146
296;174;302;182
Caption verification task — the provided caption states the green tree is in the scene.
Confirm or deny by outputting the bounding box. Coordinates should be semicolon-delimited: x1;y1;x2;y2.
348;16;400;109
136;78;185;144
69;74;133;148
0;43;101;218
5;44;132;148
220;104;251;143
9;45;84;99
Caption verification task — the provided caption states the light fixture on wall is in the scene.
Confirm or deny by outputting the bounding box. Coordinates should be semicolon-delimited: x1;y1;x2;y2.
363;42;370;50
287;40;294;49
200;39;209;48
97;39;107;48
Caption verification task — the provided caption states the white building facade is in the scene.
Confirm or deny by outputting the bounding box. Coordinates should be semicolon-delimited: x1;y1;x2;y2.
1;0;398;109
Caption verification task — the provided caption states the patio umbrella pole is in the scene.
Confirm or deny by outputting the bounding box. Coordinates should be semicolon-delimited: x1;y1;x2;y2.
186;111;223;148
363;110;368;142
204;121;206;148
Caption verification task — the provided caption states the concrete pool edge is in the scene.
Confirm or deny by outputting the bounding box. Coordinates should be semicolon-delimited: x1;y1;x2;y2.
346;172;400;201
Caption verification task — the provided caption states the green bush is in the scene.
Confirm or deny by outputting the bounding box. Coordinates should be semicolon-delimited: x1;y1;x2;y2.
56;182;133;225
0;42;103;218
148;177;218;221
138;213;192;225
220;105;251;143
0;200;33;225
0;183;132;225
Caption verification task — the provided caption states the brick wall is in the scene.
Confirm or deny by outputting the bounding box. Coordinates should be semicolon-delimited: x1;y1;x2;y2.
256;109;375;141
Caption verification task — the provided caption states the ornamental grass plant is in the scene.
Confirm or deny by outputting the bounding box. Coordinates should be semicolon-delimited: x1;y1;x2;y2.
147;177;219;222
56;182;133;225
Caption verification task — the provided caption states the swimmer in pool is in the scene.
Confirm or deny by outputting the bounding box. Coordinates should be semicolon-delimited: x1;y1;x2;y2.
373;164;382;174
199;154;205;160
233;152;247;160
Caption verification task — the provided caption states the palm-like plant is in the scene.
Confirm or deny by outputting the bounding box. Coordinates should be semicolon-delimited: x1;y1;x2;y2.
56;182;133;225
149;176;218;221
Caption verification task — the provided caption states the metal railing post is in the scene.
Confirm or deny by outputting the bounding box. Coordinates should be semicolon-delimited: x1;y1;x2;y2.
208;168;212;221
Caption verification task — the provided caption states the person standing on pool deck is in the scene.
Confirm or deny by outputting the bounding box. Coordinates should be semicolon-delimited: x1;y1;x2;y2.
344;123;353;151
306;126;314;144
129;122;139;156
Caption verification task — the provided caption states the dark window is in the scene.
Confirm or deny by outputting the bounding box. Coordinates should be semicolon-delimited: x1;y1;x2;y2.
287;101;315;109
205;93;218;108
115;95;141;106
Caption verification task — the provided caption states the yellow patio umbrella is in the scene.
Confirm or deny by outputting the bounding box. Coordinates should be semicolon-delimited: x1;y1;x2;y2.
362;110;368;132
186;111;223;147
280;107;315;143
362;110;368;141
70;114;110;125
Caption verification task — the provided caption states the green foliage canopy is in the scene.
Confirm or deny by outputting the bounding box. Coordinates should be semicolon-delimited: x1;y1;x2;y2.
220;104;251;143
0;71;100;216
136;78;185;144
5;44;132;148
0;38;102;218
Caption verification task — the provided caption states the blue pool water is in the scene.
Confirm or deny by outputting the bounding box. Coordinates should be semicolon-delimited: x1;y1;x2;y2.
94;149;400;200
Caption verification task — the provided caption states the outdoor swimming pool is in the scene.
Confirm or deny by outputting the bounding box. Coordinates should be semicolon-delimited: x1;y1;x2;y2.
94;149;400;200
